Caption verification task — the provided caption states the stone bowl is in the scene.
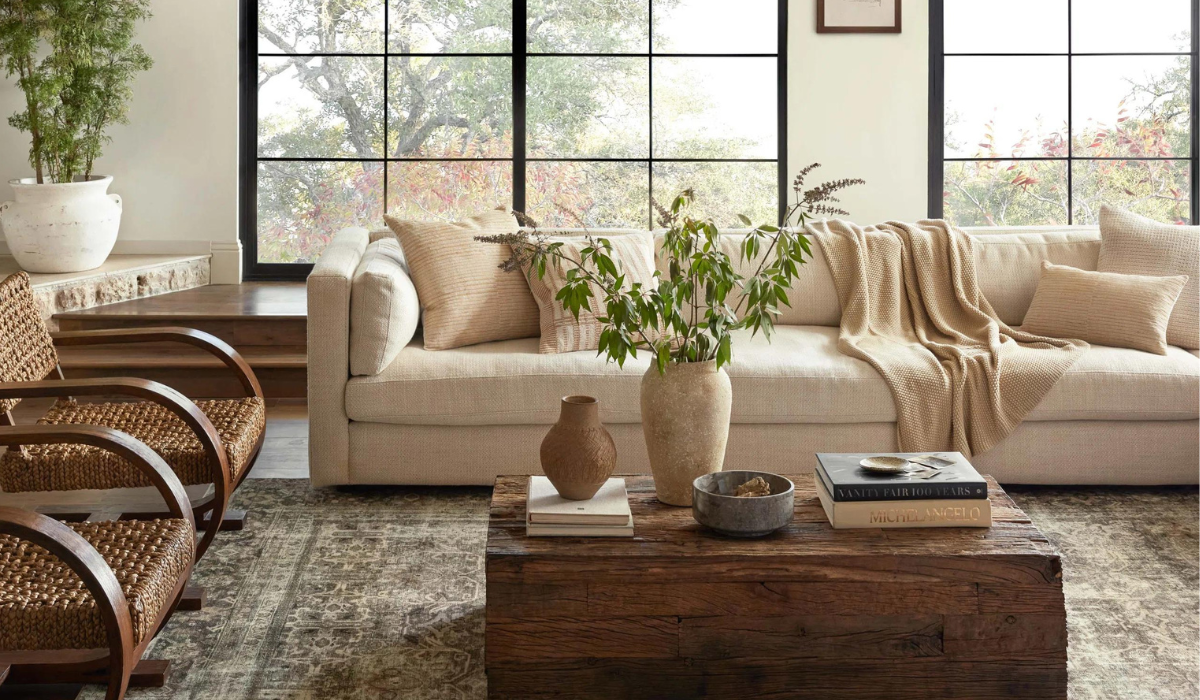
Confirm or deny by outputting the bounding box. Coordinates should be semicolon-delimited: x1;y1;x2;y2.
691;471;795;538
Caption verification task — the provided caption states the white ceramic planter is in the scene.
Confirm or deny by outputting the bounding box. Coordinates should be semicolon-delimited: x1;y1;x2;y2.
0;176;122;273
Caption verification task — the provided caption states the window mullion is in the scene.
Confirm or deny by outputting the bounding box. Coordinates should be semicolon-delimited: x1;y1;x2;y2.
514;2;527;214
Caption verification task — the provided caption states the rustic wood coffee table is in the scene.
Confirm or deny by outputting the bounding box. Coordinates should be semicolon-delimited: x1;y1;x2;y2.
485;474;1066;699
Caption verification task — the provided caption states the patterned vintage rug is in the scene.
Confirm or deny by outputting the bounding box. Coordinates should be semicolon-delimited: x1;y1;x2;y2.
76;480;1197;700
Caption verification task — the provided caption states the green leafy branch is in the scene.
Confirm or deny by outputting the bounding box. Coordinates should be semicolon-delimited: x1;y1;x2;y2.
479;164;864;373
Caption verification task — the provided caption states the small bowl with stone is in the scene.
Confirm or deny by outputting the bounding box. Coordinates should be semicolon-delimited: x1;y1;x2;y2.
691;471;795;538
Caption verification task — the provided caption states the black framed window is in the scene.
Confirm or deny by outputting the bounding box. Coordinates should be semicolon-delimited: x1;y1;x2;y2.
929;0;1198;226
243;0;788;279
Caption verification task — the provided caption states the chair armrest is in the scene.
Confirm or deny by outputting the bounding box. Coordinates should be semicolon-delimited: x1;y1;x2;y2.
0;506;137;689
0;377;230;557
52;327;263;400
0;424;195;527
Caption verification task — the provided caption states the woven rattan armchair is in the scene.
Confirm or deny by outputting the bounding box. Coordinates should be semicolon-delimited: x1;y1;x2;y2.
0;272;266;560
0;423;196;700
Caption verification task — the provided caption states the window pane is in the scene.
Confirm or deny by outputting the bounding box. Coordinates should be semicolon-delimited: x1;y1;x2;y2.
386;161;512;221
652;0;777;54
943;160;1069;226
259;0;384;53
527;57;649;158
389;0;511;53
527;161;649;228
943;0;1067;54
653;162;778;228
527;0;648;53
1072;56;1191;159
653;58;776;159
1072;160;1191;225
259;57;384;159
387;57;512;158
258;162;384;264
1072;0;1191;53
944;57;1067;159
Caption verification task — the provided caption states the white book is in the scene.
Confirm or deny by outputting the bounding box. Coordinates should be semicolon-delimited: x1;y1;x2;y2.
526;476;632;526
526;514;635;538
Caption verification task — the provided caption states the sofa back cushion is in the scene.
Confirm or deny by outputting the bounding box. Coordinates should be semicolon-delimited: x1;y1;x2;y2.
350;238;420;376
967;228;1101;326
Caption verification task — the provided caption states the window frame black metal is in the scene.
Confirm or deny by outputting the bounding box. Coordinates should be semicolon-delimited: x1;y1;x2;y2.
927;0;1200;225
240;0;790;280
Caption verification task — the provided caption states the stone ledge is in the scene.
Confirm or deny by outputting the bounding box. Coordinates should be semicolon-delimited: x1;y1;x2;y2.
0;254;211;323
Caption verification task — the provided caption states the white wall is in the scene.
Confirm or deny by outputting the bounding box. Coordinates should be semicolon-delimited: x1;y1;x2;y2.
0;0;242;283
0;0;930;283
788;0;929;224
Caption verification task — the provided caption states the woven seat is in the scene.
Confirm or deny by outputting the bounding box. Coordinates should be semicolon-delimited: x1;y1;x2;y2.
0;397;266;493
0;518;194;651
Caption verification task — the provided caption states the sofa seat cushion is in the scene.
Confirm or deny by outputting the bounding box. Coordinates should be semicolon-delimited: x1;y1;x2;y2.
345;326;895;426
1027;342;1199;421
344;327;1200;426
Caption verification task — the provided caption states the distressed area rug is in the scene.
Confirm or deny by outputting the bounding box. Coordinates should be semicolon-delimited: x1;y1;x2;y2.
79;480;1197;700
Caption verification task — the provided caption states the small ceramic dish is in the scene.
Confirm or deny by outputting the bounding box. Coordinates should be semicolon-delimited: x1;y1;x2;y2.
859;456;911;473
692;471;795;538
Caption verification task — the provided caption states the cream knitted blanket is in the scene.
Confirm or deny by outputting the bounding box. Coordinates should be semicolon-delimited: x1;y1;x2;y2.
812;219;1087;456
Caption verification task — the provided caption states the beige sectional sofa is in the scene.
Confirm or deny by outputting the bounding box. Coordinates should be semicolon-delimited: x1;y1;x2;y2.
308;225;1199;487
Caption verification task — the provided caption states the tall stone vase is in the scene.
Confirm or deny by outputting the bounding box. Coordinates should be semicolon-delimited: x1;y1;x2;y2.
641;361;733;506
540;396;617;500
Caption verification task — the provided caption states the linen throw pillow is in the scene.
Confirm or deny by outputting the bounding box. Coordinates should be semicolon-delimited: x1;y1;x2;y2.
522;232;657;354
384;210;539;350
349;238;420;376
1097;205;1200;349
1021;261;1187;355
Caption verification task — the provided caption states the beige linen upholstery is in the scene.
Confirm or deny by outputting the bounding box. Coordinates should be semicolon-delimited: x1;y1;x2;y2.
384;210;539;350
524;232;657;353
814;219;1086;456
967;227;1101;325
345;327;895;426
1022;261;1187;355
1098;205;1200;349
312;222;1199;488
350;239;420;376
345;326;1198;426
344;419;1198;486
308;226;368;487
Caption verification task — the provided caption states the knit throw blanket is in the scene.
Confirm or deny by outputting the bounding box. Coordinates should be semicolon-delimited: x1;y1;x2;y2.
812;219;1087;456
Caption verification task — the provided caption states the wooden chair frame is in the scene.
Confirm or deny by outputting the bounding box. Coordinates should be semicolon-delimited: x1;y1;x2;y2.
0;327;265;561
0;424;196;700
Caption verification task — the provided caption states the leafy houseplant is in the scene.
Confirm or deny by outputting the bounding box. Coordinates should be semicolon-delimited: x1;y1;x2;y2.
483;165;864;505
0;0;152;273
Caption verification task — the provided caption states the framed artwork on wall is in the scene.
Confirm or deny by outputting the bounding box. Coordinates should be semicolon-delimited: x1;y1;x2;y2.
817;0;902;33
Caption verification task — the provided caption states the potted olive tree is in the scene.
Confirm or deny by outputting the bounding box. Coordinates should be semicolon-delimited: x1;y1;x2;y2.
483;165;863;505
0;0;152;273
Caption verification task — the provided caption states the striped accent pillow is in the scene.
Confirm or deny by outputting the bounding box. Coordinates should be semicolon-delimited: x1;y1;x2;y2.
523;232;658;354
384;210;540;351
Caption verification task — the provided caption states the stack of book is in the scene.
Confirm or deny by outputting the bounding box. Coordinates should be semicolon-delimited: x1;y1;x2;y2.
526;476;634;537
814;452;991;529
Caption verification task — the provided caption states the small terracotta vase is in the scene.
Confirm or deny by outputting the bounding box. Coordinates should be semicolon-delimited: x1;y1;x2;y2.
540;395;618;500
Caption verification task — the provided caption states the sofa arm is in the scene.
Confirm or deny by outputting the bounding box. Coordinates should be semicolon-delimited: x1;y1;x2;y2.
307;226;369;486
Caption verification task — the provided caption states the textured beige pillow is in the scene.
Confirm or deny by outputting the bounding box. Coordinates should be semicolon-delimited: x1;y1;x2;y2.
349;239;420;376
523;232;657;354
384;210;539;350
1022;261;1187;355
1098;206;1199;349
